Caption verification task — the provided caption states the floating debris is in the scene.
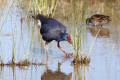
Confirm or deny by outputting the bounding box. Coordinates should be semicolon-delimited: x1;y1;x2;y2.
6;61;15;67
5;33;12;36
0;33;12;37
17;59;31;66
0;59;45;69
72;56;90;65
0;60;4;67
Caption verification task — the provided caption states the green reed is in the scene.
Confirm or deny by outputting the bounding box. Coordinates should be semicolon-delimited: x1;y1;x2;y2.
70;0;87;60
11;28;16;64
32;0;57;17
0;0;15;33
0;42;3;64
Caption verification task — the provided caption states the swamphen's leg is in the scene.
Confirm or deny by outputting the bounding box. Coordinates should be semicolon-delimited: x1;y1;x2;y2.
45;42;48;55
57;42;71;58
45;42;48;68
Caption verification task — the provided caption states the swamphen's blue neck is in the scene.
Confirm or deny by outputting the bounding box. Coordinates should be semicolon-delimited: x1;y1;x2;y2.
57;33;68;42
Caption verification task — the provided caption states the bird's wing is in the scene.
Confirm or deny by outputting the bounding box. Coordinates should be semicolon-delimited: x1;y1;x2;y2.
47;18;66;32
41;25;65;41
40;18;66;35
91;14;110;20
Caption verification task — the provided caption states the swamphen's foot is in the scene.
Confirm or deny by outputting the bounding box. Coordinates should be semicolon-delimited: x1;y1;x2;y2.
65;53;73;58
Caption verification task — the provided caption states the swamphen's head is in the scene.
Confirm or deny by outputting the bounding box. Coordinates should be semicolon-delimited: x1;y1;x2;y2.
32;14;47;26
61;33;72;44
67;34;72;44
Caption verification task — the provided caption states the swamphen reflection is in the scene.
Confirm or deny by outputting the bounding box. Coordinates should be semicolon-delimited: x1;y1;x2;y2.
34;14;72;57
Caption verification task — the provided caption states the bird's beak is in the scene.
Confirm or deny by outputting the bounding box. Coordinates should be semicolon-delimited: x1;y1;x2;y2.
68;39;72;44
67;34;72;44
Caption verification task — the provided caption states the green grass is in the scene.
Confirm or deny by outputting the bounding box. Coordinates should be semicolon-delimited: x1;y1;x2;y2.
31;0;57;17
69;0;87;62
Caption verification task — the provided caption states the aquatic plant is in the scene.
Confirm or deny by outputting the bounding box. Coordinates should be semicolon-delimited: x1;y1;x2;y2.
32;0;57;17
69;0;89;64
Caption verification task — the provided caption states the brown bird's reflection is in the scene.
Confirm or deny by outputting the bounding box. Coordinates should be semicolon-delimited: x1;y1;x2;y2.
41;62;72;80
87;26;110;37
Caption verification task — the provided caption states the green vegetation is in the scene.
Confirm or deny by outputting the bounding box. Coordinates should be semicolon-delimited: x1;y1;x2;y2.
32;0;57;17
69;0;90;64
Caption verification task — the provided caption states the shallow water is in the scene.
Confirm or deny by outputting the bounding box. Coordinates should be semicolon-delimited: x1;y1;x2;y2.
0;0;120;80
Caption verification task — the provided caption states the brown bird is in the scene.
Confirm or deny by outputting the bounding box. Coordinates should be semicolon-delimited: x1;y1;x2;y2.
86;14;111;27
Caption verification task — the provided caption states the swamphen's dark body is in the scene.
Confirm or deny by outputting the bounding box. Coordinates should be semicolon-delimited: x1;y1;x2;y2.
34;14;72;57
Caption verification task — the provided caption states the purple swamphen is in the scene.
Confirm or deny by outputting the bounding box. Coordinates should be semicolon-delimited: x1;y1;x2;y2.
33;14;72;57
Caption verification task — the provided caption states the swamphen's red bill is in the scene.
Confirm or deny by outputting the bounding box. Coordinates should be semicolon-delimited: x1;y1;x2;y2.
67;34;72;44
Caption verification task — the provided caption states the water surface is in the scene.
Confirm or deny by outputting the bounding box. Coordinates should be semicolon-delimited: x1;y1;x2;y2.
0;0;120;80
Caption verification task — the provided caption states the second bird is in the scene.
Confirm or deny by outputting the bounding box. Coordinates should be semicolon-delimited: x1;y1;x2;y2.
86;14;111;27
